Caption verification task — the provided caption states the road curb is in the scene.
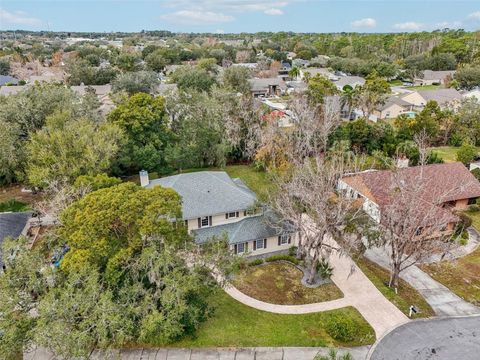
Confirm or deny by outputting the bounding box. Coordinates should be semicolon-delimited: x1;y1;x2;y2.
365;313;480;360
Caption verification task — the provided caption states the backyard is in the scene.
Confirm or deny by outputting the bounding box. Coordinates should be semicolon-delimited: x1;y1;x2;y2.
356;257;435;318
170;291;375;348
233;261;343;305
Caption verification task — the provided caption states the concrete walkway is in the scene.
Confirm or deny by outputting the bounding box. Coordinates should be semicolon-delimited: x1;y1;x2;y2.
225;238;409;338
25;346;371;360
365;246;480;316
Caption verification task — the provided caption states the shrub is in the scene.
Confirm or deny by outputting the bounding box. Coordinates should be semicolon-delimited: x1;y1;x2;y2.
248;258;264;267
265;254;299;265
325;316;357;342
458;212;473;229
471;168;480;181
469;204;480;212
317;258;334;279
288;246;298;257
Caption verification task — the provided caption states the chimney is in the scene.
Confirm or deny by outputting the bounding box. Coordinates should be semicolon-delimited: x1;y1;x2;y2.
139;170;149;187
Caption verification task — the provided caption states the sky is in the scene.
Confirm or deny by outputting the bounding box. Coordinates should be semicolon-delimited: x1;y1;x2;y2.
1;0;480;33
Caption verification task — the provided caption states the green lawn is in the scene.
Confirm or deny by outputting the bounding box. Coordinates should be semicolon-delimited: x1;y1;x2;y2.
171;291;375;348
421;247;480;307
356;257;435;318
388;79;403;86
430;146;461;163
419;210;480;306
224;165;271;201
0;199;30;212
233;262;343;305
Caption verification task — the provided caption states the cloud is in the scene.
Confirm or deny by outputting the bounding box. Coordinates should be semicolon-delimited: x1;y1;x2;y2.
393;22;425;31
215;29;225;34
435;21;463;29
264;8;284;16
468;11;480;21
351;18;376;29
161;10;234;25
0;8;42;27
160;1;291;25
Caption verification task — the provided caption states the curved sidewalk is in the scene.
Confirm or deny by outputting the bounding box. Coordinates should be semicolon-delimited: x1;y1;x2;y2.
225;240;409;338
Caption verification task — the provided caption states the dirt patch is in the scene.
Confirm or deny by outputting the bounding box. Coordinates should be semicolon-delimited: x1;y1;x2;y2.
0;184;41;206
233;262;343;305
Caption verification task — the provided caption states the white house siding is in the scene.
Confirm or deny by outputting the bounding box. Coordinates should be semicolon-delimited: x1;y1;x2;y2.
337;179;381;223
186;211;250;232
231;234;298;257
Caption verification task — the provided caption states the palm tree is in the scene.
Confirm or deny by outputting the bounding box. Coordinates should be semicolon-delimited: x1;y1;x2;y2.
288;66;301;80
340;84;356;120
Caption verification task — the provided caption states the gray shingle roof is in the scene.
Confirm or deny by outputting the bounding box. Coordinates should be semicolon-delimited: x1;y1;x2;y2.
419;70;456;81
0;211;32;269
333;76;365;89
248;78;285;92
146;171;257;219
417;88;462;105
0;75;19;86
192;211;292;245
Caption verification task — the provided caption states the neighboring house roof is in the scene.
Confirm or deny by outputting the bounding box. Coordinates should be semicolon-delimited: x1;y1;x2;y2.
380;96;413;111
416;88;462;106
146;171;257;219
0;211;32;269
248;78;285;92
70;84;112;96
333;76;365;89
341;163;480;220
302;67;335;78
0;75;19;86
0;85;25;96
192;210;291;245
418;70;456;81
463;89;480;101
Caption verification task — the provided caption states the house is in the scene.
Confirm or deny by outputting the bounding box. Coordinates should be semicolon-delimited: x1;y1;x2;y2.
300;67;338;81
143;171;295;256
400;88;462;110
463;89;480;102
0;85;25;96
414;70;456;86
374;96;415;119
0;211;32;271
248;78;286;97
0;75;19;86
338;163;480;227
71;84;114;115
333;76;365;90
292;59;310;68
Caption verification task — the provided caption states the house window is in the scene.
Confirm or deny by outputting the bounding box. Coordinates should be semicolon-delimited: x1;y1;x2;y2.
255;239;266;250
200;216;210;228
279;234;291;245
237;242;245;254
226;211;239;219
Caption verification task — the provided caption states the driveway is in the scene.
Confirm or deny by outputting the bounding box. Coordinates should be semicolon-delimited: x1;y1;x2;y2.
368;315;480;360
365;246;480;316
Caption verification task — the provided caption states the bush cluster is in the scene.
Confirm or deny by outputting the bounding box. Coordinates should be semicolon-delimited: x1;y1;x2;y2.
265;254;300;265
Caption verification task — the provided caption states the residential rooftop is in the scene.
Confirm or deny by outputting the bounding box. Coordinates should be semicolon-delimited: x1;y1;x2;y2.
146;171;257;219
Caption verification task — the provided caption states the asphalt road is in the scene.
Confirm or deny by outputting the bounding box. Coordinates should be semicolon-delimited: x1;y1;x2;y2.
368;315;480;360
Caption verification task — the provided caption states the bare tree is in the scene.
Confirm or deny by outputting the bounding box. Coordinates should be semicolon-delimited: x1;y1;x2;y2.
378;168;461;288
271;154;368;284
